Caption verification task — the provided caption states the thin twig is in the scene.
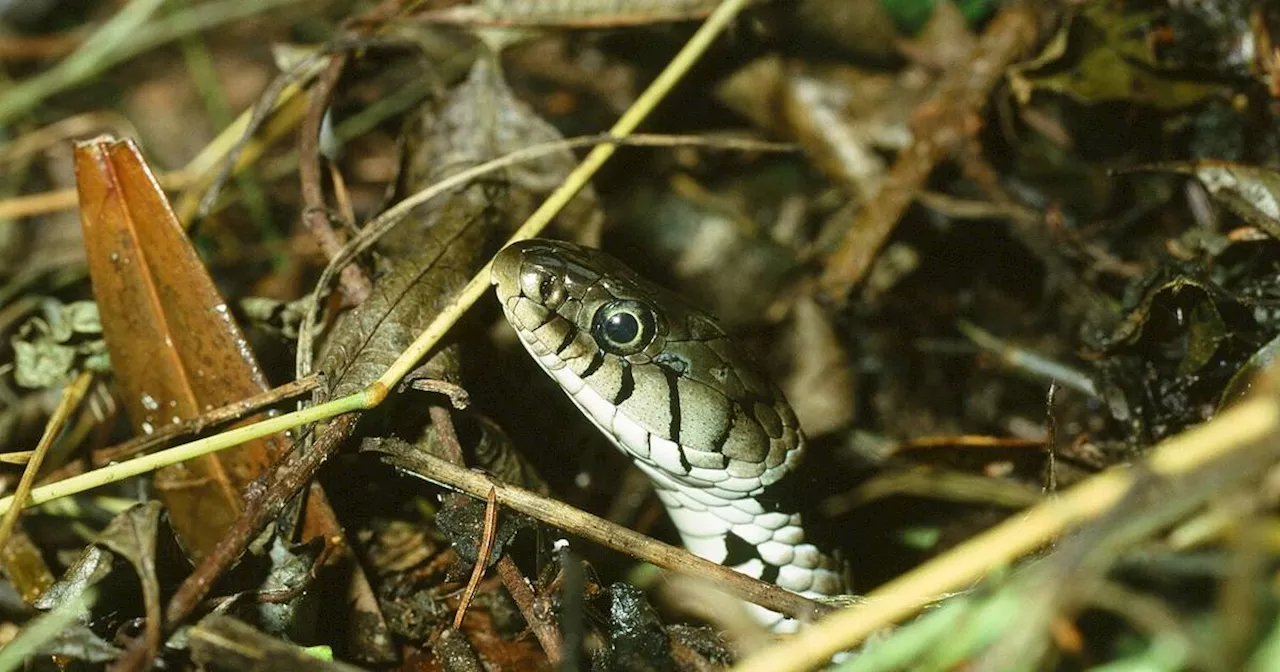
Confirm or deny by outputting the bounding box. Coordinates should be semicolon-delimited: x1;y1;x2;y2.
92;376;317;466
0;170;195;220
162;413;358;626
374;447;830;621
428;405;467;466
453;487;500;630
428;400;566;662
497;556;564;663
298;52;371;305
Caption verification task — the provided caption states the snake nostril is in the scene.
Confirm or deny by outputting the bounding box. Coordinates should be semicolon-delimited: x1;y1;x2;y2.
519;268;545;300
539;275;567;310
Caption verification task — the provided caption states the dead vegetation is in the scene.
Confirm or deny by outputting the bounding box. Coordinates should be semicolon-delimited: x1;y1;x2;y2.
2;0;1280;670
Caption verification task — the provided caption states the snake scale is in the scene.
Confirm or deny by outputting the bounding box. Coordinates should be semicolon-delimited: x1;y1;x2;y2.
492;239;847;628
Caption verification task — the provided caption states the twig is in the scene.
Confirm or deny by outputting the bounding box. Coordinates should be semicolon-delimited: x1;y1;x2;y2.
92;376;317;466
408;380;471;410
817;0;1043;300
373;447;830;621
453;487;500;630
497;556;564;664
298;53;371;305
428;399;565;662
428;405;467;466
1045;382;1059;494
957;320;1098;398
0;394;368;516
0;170;195;220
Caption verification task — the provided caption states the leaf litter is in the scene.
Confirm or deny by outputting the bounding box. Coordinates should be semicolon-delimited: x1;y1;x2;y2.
3;0;1280;670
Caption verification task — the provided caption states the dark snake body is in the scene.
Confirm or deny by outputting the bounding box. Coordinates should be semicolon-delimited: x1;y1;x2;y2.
492;239;846;627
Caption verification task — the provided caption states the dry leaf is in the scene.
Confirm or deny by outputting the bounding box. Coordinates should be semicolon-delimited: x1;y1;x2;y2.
74;136;287;560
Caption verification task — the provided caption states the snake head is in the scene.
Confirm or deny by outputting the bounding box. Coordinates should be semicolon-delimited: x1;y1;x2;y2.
491;238;803;476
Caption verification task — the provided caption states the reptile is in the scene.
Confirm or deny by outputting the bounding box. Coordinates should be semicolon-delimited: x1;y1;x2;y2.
491;239;847;628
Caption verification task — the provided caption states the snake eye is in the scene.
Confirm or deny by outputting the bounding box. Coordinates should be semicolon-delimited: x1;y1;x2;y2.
592;300;657;355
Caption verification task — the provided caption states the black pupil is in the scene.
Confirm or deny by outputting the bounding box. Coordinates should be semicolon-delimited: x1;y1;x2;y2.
604;312;640;344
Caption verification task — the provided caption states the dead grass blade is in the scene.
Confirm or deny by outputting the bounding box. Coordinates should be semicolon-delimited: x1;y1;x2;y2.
0;371;91;603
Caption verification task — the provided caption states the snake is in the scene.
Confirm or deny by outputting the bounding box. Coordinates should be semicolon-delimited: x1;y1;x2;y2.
491;239;847;628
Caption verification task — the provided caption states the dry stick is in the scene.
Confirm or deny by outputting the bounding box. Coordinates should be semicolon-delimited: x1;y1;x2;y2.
297;52;371;305
817;0;1041;301
0;170;197;219
92;376;317;466
189;51;329;219
378;448;828;621
428;405;467;466
730;396;1280;672
496;556;564;663
453;487;500;630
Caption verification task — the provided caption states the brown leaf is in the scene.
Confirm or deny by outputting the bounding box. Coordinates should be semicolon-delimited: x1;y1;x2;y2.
74;136;286;561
